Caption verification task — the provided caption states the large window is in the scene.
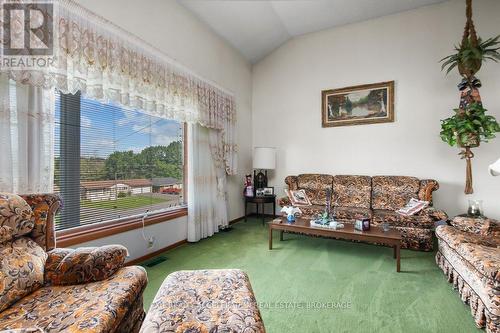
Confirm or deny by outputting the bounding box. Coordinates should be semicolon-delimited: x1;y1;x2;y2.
54;92;185;231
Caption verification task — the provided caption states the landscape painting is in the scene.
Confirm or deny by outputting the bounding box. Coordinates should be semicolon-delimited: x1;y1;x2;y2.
322;81;394;127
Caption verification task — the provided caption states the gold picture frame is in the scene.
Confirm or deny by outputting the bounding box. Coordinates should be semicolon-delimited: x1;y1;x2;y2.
322;81;394;127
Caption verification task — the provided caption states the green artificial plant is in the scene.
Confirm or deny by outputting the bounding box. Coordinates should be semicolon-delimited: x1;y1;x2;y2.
440;35;500;78
440;102;500;148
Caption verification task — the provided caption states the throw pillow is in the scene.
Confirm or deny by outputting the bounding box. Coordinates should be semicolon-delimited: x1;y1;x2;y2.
396;198;429;216
285;189;312;206
0;193;35;244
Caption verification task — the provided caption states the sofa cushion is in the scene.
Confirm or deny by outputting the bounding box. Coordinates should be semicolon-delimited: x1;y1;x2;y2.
372;209;434;229
297;205;324;218
450;216;500;241
435;225;498;250
0;266;147;333
140;269;265;333
0;237;47;312
371;176;420;210
44;245;128;286
397;226;434;251
297;174;333;205
332;175;371;209
418;207;448;221
450;216;485;234
333;206;372;222
0;193;34;244
482;219;500;240
456;243;500;282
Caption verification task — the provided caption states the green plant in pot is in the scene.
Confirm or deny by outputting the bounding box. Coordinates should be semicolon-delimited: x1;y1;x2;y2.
439;0;500;194
440;35;500;79
440;103;500;148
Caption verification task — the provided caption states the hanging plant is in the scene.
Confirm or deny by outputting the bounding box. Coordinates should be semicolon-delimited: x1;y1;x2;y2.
440;0;500;79
440;102;500;147
440;36;500;78
439;0;500;194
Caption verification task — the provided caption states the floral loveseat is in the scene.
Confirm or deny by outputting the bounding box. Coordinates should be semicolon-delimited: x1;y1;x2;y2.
0;193;148;333
435;217;500;332
279;174;447;251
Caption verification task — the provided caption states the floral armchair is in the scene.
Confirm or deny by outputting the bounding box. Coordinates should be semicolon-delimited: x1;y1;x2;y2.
0;193;148;333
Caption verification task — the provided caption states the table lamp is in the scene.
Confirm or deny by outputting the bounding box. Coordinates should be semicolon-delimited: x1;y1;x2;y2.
489;158;500;176
253;147;276;190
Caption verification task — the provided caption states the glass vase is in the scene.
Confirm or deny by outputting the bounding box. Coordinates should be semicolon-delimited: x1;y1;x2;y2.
467;199;484;218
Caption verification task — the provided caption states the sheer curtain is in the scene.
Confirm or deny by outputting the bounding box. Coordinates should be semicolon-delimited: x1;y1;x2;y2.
6;0;237;176
0;0;236;242
0;75;55;193
187;124;229;242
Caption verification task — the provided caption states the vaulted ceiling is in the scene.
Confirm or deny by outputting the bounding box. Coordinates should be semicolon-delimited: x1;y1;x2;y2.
179;0;446;64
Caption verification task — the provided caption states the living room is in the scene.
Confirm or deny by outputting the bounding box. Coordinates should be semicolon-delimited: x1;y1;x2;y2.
0;0;499;332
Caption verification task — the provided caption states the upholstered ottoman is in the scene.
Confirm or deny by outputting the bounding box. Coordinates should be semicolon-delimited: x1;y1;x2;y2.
140;269;266;333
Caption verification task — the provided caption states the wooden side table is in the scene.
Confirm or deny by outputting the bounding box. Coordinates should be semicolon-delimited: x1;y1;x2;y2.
244;195;276;225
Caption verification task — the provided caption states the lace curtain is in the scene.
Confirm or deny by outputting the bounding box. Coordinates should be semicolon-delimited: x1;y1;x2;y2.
3;0;237;175
0;75;55;193
187;124;228;242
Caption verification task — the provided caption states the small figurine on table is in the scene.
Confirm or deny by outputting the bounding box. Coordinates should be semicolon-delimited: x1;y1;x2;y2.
280;206;302;223
244;174;254;197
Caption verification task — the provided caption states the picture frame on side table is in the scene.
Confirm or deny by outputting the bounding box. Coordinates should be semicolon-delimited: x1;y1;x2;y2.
263;187;274;196
256;187;274;197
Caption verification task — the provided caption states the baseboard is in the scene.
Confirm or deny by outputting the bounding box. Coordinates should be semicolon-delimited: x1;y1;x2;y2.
127;215;272;265
126;239;188;266
229;216;245;225
229;214;276;225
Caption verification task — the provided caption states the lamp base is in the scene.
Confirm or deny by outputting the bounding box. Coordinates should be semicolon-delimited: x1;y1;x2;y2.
254;170;268;190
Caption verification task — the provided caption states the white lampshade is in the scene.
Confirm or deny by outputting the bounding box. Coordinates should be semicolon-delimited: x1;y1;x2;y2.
489;158;500;176
253;147;276;170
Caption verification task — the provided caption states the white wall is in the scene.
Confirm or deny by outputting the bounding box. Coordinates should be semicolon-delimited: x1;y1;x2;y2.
252;0;500;219
74;216;187;262
73;0;252;259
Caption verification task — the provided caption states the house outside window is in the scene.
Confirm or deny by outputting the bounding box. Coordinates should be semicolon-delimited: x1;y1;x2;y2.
54;92;186;231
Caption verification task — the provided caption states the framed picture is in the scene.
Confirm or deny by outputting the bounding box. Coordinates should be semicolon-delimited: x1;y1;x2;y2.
322;81;394;127
263;187;274;196
256;187;274;197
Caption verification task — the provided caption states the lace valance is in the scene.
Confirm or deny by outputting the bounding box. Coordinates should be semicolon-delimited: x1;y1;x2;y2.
1;0;237;174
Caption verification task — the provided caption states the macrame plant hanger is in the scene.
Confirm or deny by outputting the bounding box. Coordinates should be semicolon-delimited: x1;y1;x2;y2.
458;0;481;195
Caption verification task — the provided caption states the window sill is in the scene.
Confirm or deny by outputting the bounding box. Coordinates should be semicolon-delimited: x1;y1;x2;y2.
56;207;188;247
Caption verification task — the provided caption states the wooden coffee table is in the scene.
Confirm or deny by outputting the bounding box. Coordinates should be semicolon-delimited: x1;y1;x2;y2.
268;217;402;272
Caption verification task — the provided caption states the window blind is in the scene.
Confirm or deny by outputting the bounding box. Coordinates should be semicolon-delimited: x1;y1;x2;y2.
54;91;185;231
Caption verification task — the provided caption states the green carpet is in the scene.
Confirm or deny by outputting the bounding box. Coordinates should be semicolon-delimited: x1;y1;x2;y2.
140;218;480;333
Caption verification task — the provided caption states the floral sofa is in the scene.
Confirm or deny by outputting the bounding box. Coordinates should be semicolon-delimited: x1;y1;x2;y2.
279;174;447;251
435;217;500;333
0;193;148;333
